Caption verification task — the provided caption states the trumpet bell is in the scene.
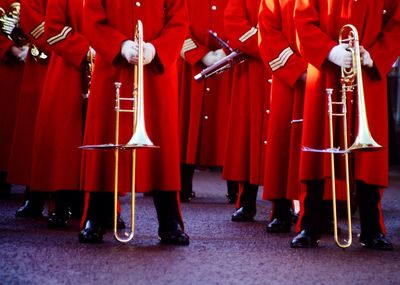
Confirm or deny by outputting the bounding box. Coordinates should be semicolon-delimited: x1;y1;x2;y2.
347;131;382;151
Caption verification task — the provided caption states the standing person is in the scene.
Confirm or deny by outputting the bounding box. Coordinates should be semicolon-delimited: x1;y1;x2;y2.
179;0;236;203
222;0;271;222
29;0;89;227
258;0;307;233
9;0;49;217
0;0;26;197
80;0;190;245
291;0;400;250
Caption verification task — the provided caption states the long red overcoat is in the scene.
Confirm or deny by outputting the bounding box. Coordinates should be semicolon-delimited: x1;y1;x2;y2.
7;0;49;186
81;0;188;193
259;0;307;200
30;0;89;191
0;0;24;172
179;0;232;167
222;0;271;186
294;0;400;188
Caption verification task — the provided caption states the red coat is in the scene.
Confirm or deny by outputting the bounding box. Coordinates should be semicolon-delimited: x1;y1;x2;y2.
179;0;232;166
0;0;24;172
221;0;271;186
81;0;188;193
294;0;400;187
259;0;307;200
7;0;49;186
30;0;88;191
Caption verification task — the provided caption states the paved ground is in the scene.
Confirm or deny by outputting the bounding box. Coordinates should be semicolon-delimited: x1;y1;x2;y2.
1;166;400;285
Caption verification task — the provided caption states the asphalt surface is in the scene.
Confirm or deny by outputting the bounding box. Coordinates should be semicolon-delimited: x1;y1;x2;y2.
1;166;400;285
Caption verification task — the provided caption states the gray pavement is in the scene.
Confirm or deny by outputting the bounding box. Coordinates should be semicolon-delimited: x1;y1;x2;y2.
1;167;400;285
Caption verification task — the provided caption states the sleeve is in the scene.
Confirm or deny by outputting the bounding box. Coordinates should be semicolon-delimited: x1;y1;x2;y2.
82;0;128;65
181;33;210;66
224;0;259;58
294;0;336;70
149;0;189;72
45;0;89;68
367;0;400;79
258;0;307;86
20;0;50;54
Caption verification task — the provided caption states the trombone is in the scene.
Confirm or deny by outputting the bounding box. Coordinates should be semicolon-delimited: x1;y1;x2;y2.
81;20;157;243
303;24;382;248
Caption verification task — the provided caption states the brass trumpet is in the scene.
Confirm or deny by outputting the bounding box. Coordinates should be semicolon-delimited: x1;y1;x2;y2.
303;24;382;249
81;20;157;243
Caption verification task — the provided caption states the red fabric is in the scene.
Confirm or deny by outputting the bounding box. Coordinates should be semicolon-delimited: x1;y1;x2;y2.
30;0;89;191
259;0;308;200
81;0;188;193
179;0;232;167
222;0;271;186
0;0;24;172
7;0;49;186
294;0;400;188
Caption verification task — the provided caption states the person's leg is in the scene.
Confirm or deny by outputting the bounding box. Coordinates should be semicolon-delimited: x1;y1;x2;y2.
226;180;238;204
266;199;292;233
357;181;393;250
180;164;196;202
231;182;258;222
153;190;189;246
290;180;324;248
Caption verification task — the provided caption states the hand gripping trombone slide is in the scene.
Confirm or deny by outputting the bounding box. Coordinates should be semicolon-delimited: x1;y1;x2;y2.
302;24;382;249
80;20;158;243
194;30;246;81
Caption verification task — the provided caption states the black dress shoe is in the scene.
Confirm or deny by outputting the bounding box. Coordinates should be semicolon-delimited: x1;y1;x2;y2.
359;233;394;251
159;229;190;246
290;230;319;248
78;219;104;243
266;218;291;233
231;207;256;222
15;200;44;218
180;191;196;203
47;209;71;228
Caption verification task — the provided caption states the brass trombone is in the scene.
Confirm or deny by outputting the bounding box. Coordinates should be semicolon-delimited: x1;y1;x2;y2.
81;20;157;243
303;24;382;249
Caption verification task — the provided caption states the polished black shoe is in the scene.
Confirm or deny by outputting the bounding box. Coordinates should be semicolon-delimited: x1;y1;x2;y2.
105;216;126;229
266;218;291;233
47;209;71;228
159;229;190;246
78;219;104;244
359;233;394;251
290;230;319;248
15;200;44;218
231;207;256;222
180;191;196;203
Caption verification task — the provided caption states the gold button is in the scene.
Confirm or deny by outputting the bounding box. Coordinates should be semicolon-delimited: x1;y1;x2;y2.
136;2;141;7
383;10;387;14
264;140;267;145
266;109;270;114
211;5;217;10
206;87;210;92
204;115;209;120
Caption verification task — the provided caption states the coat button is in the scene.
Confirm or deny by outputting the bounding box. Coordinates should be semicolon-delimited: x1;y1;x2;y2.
136;2;141;7
211;5;217;10
266;109;270;114
206;87;210;92
204;115;209;120
383;10;387;14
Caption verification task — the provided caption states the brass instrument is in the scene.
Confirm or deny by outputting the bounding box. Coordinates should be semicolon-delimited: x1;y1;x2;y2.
194;30;246;81
303;24;382;249
0;2;48;62
0;2;28;46
80;20;157;243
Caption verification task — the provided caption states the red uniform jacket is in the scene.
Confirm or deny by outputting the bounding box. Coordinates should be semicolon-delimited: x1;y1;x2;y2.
81;0;188;193
0;0;24;172
8;0;49;186
30;0;88;191
294;0;400;187
179;0;232;167
259;0;307;200
222;0;271;186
